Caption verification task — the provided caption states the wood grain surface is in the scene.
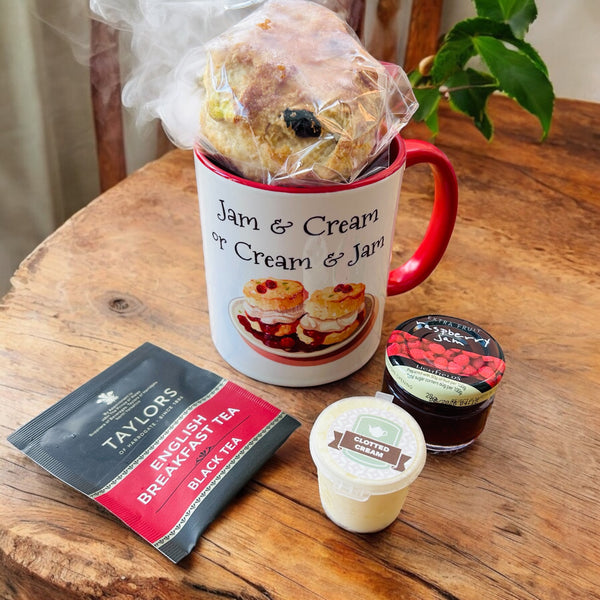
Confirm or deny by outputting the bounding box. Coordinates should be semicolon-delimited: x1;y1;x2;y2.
1;96;599;599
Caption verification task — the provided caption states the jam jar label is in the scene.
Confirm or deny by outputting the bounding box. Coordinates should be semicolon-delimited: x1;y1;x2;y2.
327;406;418;480
385;316;505;407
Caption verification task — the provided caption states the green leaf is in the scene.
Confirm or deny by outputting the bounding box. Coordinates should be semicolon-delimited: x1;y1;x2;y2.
408;69;425;87
505;36;548;76
435;17;548;76
431;19;489;82
432;18;515;82
446;69;498;140
412;87;441;136
430;36;474;83
474;0;537;38
473;35;554;138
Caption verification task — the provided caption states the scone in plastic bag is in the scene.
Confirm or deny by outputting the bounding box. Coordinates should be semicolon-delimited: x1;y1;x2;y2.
196;0;418;185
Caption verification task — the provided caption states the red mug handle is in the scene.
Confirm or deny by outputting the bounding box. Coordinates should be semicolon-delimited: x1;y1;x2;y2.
387;139;458;295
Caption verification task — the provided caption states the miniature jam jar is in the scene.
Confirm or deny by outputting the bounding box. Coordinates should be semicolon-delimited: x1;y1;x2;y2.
382;315;505;453
309;393;426;533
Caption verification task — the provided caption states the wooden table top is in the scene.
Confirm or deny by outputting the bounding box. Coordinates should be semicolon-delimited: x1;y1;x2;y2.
1;96;599;599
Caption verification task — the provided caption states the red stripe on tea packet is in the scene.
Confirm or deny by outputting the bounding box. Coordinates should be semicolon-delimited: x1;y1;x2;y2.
94;382;282;545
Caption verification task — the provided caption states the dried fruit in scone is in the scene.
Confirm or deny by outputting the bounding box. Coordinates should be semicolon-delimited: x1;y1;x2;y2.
242;278;307;337
198;0;401;184
298;283;366;345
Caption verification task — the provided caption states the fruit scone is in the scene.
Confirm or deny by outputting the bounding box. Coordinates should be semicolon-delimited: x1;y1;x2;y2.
297;283;366;346
242;278;308;337
198;0;391;184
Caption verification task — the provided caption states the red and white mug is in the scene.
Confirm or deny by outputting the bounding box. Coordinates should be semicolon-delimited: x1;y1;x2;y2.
194;135;458;386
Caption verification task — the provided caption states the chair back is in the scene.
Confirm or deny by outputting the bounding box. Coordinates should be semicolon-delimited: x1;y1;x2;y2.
90;20;126;193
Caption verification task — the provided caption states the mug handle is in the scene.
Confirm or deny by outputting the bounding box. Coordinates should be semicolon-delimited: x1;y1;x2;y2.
387;139;458;295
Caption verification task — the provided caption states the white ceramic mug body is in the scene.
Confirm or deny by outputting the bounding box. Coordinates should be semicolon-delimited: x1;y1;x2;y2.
194;139;407;386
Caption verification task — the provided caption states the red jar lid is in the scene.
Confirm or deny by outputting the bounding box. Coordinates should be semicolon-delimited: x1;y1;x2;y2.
385;315;505;407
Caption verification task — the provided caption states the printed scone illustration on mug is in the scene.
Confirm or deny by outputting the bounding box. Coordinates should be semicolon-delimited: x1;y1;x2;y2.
232;278;372;355
298;283;366;346
238;278;308;349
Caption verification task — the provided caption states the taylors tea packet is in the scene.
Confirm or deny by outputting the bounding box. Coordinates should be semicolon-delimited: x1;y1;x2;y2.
8;343;300;563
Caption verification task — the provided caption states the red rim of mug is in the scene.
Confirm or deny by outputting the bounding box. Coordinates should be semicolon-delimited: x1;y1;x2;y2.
193;135;407;193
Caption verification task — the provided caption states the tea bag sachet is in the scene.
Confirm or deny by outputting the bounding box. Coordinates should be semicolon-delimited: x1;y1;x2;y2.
8;343;300;563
